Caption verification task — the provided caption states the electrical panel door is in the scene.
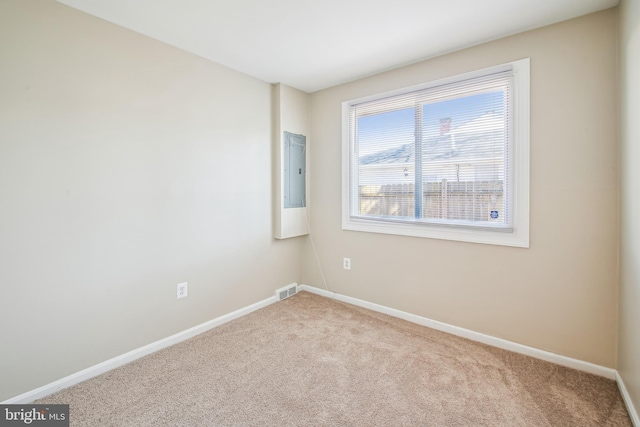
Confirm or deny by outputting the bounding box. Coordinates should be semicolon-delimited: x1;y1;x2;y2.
284;132;306;209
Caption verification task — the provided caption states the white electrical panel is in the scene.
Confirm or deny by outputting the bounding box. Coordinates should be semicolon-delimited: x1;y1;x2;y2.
284;132;306;209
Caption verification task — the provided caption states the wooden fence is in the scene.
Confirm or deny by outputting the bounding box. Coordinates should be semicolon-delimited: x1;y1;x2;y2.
359;180;504;223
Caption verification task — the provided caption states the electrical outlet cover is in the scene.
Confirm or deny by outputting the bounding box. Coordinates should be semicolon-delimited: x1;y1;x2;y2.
177;282;188;299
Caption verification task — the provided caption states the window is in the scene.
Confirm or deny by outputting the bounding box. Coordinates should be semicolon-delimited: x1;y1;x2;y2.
342;59;529;247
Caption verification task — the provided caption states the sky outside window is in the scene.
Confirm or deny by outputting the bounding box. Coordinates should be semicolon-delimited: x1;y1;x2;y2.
357;91;505;158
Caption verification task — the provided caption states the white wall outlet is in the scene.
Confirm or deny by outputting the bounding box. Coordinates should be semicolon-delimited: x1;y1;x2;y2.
177;282;188;299
343;258;351;270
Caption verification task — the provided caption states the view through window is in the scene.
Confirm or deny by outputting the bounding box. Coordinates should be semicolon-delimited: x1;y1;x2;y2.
356;88;508;226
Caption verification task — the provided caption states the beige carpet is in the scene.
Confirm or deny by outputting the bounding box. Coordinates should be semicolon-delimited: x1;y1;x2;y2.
37;291;631;426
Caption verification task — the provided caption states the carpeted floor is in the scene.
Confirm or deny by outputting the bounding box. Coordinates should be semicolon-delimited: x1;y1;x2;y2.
37;291;632;426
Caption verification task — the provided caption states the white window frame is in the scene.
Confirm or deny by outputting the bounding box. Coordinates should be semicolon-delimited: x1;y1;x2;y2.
341;58;530;248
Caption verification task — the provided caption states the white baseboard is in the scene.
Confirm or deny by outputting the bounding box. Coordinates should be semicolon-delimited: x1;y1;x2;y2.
299;284;616;380
617;371;640;427
2;294;277;404
6;283;631;417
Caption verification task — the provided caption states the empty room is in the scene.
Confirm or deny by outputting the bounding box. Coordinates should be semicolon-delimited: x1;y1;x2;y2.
1;0;639;425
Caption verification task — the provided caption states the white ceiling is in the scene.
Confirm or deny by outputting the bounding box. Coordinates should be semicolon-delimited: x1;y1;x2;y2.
57;0;618;93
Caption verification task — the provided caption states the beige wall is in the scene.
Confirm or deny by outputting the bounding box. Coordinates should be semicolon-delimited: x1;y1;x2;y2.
619;0;640;416
0;0;302;401
304;10;619;367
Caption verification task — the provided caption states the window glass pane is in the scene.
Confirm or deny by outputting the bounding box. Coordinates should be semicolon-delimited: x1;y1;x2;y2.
357;107;415;218
421;90;507;224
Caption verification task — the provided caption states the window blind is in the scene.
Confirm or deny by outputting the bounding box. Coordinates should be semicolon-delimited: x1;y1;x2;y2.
349;69;513;230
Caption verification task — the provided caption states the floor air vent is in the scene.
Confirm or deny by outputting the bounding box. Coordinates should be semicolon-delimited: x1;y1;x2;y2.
276;284;298;301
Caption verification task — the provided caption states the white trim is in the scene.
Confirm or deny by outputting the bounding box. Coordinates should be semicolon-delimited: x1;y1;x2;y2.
617;371;640;427
299;284;615;379
2;294;277;404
